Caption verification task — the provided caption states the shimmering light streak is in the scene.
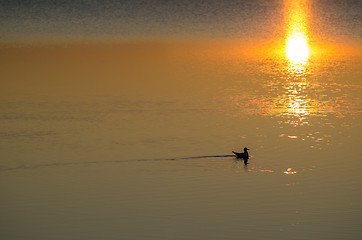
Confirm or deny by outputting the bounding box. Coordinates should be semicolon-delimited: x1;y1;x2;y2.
284;0;310;65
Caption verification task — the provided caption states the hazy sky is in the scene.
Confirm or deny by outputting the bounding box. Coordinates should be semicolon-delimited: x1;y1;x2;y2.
0;0;361;42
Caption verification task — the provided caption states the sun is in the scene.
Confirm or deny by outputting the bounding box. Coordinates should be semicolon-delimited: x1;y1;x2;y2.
286;33;309;64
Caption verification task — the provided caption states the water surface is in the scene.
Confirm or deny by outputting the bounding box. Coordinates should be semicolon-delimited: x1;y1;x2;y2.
0;0;361;239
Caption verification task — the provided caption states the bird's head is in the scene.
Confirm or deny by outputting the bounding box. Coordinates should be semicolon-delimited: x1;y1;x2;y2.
244;147;249;151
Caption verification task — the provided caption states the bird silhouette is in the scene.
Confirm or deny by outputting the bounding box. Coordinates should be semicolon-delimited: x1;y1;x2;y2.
232;147;250;165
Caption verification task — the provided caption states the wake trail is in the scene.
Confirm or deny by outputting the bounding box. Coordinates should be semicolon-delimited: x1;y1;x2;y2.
0;155;235;172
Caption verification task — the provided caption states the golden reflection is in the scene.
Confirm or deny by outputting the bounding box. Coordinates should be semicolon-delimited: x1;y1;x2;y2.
285;80;310;125
284;0;311;126
284;168;297;175
284;0;310;66
286;33;309;64
225;0;356;130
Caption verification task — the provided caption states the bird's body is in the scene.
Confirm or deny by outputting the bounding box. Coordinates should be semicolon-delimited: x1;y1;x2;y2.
232;151;248;159
232;147;249;159
232;147;249;164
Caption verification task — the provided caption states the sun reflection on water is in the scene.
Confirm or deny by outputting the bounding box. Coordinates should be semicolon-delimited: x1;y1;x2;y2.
284;0;310;66
283;0;311;126
285;75;310;126
224;0;358;134
284;168;297;175
286;33;309;65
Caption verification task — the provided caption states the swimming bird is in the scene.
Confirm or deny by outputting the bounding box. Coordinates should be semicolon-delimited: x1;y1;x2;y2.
232;147;249;162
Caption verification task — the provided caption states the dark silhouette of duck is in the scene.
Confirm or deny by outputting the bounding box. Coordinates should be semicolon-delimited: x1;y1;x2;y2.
232;147;250;165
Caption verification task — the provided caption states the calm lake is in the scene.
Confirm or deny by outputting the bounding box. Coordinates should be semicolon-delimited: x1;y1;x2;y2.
0;0;361;239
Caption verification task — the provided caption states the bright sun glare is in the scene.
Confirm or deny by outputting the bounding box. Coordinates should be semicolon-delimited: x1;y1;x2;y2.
286;33;309;64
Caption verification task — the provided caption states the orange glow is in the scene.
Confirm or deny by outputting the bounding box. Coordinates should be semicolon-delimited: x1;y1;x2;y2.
282;0;312;126
284;0;310;65
286;81;310;123
286;33;309;64
284;168;297;174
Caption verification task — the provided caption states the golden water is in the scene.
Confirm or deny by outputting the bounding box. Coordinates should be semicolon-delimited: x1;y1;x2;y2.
0;0;361;239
